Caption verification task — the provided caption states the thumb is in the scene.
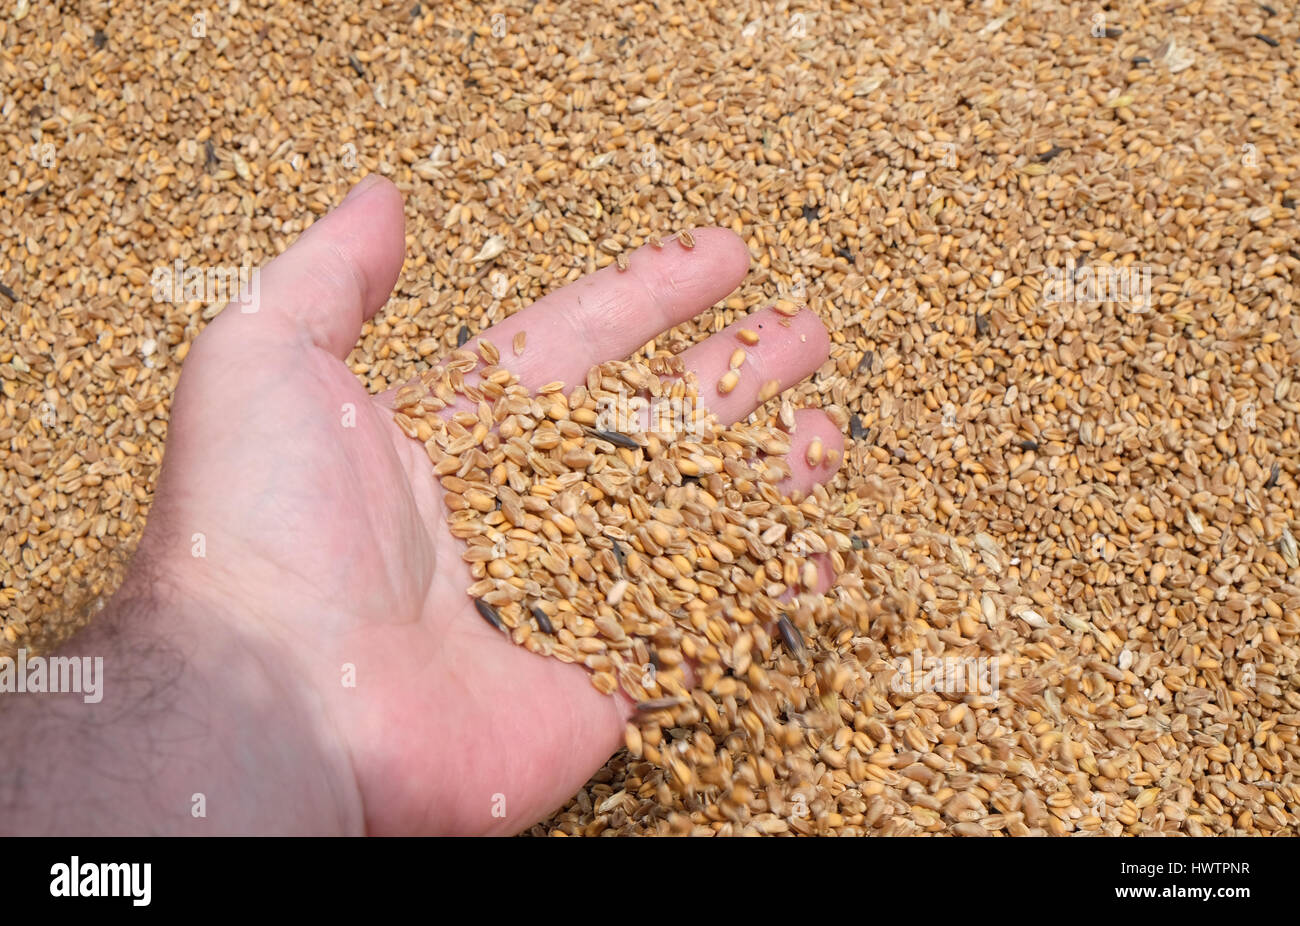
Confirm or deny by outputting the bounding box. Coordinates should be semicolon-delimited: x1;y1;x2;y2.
207;174;406;359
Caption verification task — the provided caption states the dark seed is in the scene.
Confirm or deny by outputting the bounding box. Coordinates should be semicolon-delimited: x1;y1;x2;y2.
635;696;687;713
611;541;627;571
850;535;866;551
1253;33;1279;47
857;350;875;375
93;29;107;49
1283;198;1295;209
777;616;808;662
1019;439;1039;451
348;54;366;77
530;604;554;635
474;598;505;631
1103;26;1123;38
457;325;471;347
1035;145;1066;163
1260;3;1276;15
589;428;641;450
0;282;17;302
801;203;820;222
975;312;990;337
834;245;854;260
1265;462;1280;489
204;139;217;172
1131;56;1151;64
849;413;866;442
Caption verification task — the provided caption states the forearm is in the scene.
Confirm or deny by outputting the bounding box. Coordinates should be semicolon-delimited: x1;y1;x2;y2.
0;565;363;835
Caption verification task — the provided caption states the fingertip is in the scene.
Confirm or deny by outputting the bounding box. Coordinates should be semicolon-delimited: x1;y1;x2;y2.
767;305;830;358
335;174;407;316
678;304;831;425
779;409;845;495
213;172;407;360
679;226;751;276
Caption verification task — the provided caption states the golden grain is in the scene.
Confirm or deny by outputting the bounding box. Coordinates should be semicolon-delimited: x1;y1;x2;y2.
13;0;1299;840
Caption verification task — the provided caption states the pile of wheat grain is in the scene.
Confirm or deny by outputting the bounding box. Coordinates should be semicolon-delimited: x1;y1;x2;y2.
3;0;1297;834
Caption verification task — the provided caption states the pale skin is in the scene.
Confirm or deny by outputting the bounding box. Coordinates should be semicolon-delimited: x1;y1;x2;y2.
0;175;843;835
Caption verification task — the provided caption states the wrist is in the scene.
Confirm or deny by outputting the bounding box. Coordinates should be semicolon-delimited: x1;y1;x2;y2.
1;555;365;835
113;556;367;835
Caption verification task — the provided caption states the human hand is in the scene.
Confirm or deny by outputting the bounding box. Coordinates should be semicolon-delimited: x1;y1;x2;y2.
10;175;844;835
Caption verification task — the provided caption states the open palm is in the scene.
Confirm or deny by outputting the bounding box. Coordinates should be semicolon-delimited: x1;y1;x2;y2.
139;175;842;834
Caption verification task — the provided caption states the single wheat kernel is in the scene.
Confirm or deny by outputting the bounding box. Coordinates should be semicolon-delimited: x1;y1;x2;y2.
717;370;740;394
738;329;760;345
513;331;526;356
677;230;695;249
624;723;643;757
776;616;808;663
528;604;554;635
758;379;781;402
773;299;800;317
649;235;665;249
729;348;746;370
806;437;824;467
607;579;629;605
616;252;629;271
474;599;506;631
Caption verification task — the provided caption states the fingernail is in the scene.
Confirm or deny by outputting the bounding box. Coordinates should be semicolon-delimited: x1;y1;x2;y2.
343;173;385;204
